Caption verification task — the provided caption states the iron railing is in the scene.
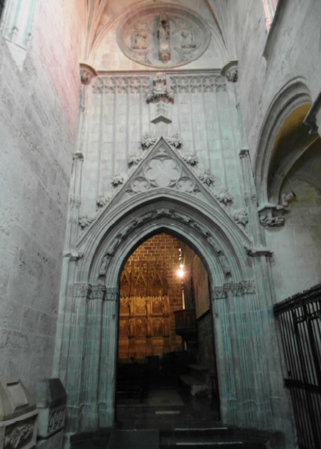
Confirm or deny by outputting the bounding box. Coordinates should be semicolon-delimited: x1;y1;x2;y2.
274;284;321;449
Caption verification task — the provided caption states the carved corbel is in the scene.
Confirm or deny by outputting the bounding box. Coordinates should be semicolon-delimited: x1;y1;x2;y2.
80;63;98;85
244;246;273;257
258;203;285;227
63;251;84;262
239;147;249;159
221;60;238;83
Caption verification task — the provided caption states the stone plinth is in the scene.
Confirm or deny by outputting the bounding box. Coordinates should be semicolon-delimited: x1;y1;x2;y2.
0;380;38;449
35;379;67;440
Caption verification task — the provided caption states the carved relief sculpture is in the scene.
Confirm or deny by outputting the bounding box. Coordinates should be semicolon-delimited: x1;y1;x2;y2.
233;209;248;227
117;5;211;68
167;134;183;148
140;133;157;149
158;12;171;64
215;188;233;205
131;24;149;50
181;28;196;49
199;170;215;187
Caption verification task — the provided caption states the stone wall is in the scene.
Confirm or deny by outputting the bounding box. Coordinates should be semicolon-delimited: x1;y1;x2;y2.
121;233;183;353
230;0;321;302
232;0;321;157
268;177;321;299
0;0;85;395
80;71;244;219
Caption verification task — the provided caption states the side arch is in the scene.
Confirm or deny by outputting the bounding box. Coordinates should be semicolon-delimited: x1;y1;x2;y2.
254;77;312;204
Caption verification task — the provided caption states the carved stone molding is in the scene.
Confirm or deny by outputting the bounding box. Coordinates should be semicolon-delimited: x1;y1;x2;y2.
105;288;119;302
215;188;233;205
80;63;98;85
98;208;231;279
170;75;215;93
233;209;248;227
221;60;238;83
116;5;211;69
74;283;92;299
126;145;202;195
92;75;150;94
212;280;256;299
47;407;65;435
4;423;34;449
244;246;273;257
215;76;227;92
91;285;107;301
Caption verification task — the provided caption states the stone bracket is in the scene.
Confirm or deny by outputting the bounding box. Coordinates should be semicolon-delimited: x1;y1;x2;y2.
244;246;273;257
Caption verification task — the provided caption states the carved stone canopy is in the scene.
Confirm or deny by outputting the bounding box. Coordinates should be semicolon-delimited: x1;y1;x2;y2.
116;4;211;68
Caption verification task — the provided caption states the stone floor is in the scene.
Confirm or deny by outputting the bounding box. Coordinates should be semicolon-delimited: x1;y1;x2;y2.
115;383;221;430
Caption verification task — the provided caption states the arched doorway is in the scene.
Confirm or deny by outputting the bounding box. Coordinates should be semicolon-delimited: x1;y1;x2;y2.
115;232;220;428
56;183;290;438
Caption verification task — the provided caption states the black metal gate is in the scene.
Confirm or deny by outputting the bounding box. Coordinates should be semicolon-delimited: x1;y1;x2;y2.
274;284;321;449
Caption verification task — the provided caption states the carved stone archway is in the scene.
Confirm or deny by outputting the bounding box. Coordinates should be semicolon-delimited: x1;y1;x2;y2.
54;138;294;444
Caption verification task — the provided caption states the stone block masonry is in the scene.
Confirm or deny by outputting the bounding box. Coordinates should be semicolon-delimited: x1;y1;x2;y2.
0;0;86;397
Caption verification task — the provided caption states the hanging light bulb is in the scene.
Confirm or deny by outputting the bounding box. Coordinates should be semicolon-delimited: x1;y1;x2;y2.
177;268;184;278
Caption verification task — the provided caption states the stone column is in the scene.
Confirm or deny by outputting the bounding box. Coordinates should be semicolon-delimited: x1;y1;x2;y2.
98;288;119;428
79;285;106;431
63;283;91;432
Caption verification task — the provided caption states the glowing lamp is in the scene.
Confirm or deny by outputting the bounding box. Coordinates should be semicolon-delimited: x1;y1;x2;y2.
177;269;184;278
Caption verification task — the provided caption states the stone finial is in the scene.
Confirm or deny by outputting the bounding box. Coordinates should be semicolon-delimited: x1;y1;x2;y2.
80;63;98;85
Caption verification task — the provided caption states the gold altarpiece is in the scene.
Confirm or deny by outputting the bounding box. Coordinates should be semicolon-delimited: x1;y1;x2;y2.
118;296;171;361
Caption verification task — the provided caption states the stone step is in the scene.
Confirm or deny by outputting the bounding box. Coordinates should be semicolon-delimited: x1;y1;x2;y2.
159;428;267;449
179;375;209;396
